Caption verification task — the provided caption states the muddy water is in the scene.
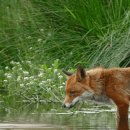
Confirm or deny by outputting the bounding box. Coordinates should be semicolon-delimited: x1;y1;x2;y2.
0;102;116;130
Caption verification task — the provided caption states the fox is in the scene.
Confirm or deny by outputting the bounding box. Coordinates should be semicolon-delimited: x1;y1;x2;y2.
63;67;130;130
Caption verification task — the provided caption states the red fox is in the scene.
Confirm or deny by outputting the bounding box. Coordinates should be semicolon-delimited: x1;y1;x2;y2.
63;67;130;130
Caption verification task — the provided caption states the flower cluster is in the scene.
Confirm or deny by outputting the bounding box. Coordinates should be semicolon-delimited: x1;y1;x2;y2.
3;59;65;102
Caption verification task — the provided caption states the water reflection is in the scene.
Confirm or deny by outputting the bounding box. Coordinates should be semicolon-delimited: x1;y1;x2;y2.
0;102;116;130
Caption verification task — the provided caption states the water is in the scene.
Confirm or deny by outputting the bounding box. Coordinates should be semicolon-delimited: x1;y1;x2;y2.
0;102;116;130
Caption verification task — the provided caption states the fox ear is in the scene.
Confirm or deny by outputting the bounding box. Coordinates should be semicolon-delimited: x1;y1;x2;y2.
62;70;73;76
76;66;86;82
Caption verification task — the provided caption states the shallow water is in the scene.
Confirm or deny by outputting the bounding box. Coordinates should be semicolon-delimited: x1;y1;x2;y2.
0;102;116;130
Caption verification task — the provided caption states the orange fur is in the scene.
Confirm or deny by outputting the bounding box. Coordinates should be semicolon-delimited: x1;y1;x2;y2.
63;67;130;130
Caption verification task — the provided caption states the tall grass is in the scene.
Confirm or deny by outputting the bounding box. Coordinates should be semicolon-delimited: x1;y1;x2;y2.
1;0;130;102
1;0;130;68
64;0;130;34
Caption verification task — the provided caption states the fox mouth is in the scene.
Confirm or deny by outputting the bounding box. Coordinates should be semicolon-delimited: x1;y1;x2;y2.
63;101;79;109
65;104;75;109
63;97;80;108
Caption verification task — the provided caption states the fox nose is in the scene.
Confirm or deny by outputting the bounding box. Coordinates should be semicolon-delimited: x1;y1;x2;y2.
62;104;66;108
62;103;73;109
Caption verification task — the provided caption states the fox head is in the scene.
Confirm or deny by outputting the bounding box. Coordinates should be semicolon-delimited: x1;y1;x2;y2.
63;67;95;108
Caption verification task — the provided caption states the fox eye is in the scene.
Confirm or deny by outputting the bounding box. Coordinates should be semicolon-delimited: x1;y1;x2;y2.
70;91;76;94
69;91;77;97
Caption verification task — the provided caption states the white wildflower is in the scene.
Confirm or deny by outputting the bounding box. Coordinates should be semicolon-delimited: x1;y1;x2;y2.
30;76;35;80
37;38;42;42
5;66;9;70
12;67;16;70
23;71;29;76
26;61;31;64
38;72;43;77
3;80;8;83
57;73;61;76
39;82;43;86
16;62;20;65
10;61;15;65
33;78;37;81
58;75;63;79
17;76;21;82
27;36;31;39
18;68;22;71
48;32;52;37
47;79;51;82
29;47;32;50
7;74;12;79
4;73;8;76
52;85;56;87
26;83;30;86
40;29;44;32
47;88;51;91
24;77;29;81
54;69;58;73
20;84;24;87
42;81;46;84
70;52;73;55
59;86;64;89
30;81;35;85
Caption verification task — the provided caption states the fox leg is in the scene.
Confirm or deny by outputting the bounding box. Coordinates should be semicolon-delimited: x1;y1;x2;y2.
116;104;129;130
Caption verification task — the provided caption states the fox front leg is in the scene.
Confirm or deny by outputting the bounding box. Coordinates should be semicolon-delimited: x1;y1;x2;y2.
116;104;129;130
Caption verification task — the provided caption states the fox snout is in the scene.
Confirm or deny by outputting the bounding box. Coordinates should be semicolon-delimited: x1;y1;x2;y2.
62;103;74;108
63;96;81;108
62;101;78;109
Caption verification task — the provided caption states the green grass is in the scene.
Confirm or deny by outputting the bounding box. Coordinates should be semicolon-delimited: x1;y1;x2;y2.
1;0;130;102
1;0;130;67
